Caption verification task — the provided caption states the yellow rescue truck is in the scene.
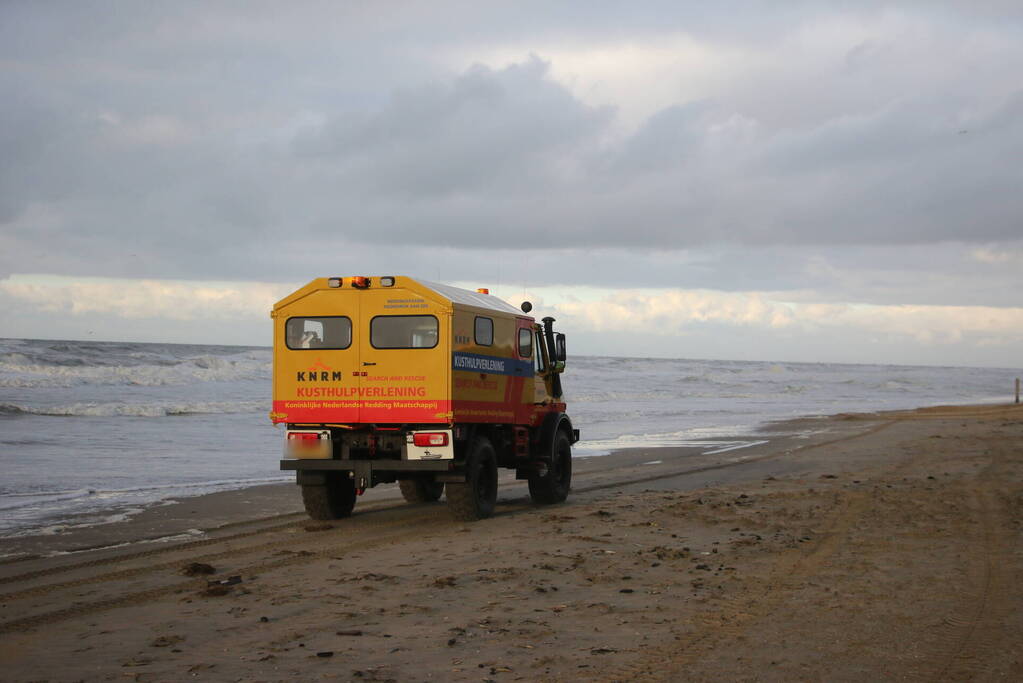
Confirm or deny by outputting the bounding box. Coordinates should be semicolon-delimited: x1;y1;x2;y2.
271;276;578;521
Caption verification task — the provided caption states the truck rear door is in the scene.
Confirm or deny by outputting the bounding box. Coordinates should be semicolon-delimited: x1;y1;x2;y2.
357;286;451;424
273;288;362;425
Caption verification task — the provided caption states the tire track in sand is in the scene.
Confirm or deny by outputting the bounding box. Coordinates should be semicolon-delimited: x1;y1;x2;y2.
0;496;421;589
3;418;896;598
0;419;898;636
597;421;917;682
598;487;879;682
0;518;306;587
0;508;455;635
915;440;1014;682
601;414;1020;682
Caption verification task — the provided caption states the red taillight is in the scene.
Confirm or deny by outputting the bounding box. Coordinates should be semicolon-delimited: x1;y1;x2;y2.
413;432;448;447
288;432;321;447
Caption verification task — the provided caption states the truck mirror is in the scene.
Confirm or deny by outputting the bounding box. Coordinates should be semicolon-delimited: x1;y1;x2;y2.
555;333;566;363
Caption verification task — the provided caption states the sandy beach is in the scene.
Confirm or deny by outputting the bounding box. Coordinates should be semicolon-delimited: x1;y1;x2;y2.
1;403;1021;681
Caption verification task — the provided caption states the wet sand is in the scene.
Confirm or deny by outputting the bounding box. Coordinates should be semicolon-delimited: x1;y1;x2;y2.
1;403;1021;681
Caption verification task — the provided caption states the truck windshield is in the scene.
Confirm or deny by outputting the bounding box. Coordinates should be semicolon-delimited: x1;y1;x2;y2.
371;315;439;349
286;317;351;350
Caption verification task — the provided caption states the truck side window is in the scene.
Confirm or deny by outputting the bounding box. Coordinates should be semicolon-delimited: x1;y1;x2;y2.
371;315;439;349
518;328;532;358
285;317;351;350
474;317;494;346
535;331;546;373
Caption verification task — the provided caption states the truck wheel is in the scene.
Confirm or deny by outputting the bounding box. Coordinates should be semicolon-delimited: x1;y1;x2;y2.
301;472;357;520
446;437;498;521
528;429;572;505
399;479;444;503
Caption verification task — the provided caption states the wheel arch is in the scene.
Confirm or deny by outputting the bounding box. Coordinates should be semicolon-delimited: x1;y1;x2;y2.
534;412;575;459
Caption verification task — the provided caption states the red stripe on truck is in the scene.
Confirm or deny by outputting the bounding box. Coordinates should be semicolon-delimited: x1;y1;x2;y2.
271;399;451;424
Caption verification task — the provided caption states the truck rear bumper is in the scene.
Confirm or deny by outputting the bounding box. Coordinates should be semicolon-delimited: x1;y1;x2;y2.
281;459;452;472
281;458;461;489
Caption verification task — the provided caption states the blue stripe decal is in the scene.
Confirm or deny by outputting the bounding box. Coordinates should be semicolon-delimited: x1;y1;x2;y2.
452;352;532;376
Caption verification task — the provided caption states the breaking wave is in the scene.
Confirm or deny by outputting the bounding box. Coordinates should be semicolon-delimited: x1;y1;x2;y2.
0;357;270;388
0;340;270;388
0;400;265;418
0;402;27;416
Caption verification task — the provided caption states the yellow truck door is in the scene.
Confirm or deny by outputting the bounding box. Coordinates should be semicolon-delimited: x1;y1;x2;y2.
272;288;362;425
514;317;536;422
357;287;451;424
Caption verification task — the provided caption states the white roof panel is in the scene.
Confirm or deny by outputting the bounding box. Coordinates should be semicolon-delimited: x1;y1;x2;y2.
418;279;525;316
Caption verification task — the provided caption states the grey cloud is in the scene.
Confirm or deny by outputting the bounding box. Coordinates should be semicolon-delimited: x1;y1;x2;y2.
280;61;1023;250
292;57;613;198
1;1;1022;303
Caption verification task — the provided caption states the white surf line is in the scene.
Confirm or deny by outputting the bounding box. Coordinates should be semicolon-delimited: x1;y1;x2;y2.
577;438;770;459
44;528;207;557
702;440;769;456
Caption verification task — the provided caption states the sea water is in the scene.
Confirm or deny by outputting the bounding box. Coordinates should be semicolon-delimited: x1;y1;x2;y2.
0;337;1015;536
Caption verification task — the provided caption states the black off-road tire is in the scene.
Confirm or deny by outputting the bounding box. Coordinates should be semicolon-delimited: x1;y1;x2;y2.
399;479;445;503
528;428;572;504
301;472;357;520
446;437;498;521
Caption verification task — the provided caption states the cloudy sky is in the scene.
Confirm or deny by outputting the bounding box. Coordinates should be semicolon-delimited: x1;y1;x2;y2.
1;1;1021;366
